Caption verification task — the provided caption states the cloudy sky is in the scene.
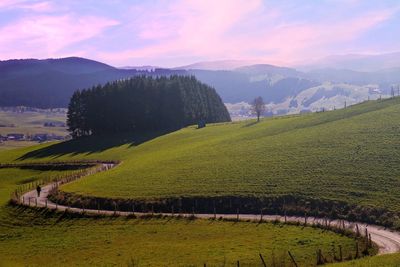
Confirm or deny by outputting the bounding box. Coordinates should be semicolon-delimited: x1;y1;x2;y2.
0;0;399;67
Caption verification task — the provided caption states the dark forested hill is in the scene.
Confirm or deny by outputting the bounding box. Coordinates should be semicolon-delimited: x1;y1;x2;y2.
0;57;189;108
67;75;230;137
3;57;399;113
0;57;137;108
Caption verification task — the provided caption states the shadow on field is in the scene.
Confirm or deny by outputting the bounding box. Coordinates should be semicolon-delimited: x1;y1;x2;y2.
17;130;172;160
242;120;259;127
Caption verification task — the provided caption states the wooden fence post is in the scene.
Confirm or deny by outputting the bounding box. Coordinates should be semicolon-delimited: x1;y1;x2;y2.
339;245;343;261
237;260;240;267
236;208;239;221
288;251;298;267
259;253;267;267
213;206;216;219
369;233;372;248
316;249;322;265
355;241;359;258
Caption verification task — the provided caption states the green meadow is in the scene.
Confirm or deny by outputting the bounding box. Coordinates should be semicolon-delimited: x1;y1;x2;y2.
330;253;400;267
1;98;399;215
0;110;67;136
1;98;400;265
0;167;359;266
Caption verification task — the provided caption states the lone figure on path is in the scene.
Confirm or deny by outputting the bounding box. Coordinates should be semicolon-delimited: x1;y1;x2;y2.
36;185;41;197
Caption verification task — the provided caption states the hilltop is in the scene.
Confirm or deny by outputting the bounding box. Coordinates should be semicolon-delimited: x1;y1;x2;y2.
3;97;400;228
3;56;400;115
0;57;185;108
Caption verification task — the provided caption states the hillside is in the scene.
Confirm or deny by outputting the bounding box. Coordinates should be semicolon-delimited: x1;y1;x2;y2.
3;57;400;116
0;166;359;266
0;57;187;108
2;97;400;227
67;76;231;137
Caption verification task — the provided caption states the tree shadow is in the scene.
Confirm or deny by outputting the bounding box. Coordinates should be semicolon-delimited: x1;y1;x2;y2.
17;130;173;161
242;120;259;127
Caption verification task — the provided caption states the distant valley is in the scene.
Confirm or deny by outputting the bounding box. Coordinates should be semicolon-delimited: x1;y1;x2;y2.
1;54;400;118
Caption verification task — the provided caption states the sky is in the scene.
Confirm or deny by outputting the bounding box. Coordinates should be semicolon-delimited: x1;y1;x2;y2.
0;0;399;67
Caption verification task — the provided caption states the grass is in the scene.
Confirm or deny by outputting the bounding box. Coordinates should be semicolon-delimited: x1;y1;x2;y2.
0;167;360;267
0;110;67;136
327;253;400;267
0;98;399;215
0;141;39;151
1;98;400;265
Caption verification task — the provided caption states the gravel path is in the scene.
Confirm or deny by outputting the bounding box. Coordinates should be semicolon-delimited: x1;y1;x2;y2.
20;163;400;255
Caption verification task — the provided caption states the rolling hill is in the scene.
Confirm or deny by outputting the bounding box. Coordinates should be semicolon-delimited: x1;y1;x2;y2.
3;97;400;228
0;57;187;108
0;161;360;266
1;56;400;116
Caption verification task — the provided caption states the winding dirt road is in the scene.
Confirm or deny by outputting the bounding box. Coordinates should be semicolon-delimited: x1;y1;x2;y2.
19;163;400;255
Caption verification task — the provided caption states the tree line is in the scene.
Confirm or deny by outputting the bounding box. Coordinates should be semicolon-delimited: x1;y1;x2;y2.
67;75;231;138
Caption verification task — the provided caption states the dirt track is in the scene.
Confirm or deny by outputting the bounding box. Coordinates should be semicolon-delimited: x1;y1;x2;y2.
20;163;400;255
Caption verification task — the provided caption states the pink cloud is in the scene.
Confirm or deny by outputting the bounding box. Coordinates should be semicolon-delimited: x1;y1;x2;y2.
96;1;395;67
0;0;54;11
0;14;119;59
0;1;397;66
98;0;264;65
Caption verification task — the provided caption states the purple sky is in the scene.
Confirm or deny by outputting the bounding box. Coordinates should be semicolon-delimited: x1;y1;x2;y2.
0;0;399;67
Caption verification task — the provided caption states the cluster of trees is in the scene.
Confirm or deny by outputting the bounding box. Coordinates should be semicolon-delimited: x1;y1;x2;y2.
67;75;231;138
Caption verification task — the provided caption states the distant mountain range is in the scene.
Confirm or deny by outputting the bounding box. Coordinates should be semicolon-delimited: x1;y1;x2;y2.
1;54;400;116
302;52;400;72
175;60;262;70
0;57;184;108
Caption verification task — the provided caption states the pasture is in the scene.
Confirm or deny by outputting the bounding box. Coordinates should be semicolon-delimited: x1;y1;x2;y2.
0;98;398;221
0;167;359;266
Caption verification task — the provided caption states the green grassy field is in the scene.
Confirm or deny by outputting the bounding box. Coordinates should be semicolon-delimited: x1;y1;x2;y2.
0;167;360;267
1;98;399;215
329;253;400;267
0;140;39;151
0;110;67;136
1;98;400;265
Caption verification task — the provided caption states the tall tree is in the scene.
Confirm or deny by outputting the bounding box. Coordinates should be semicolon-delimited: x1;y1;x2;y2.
67;75;231;138
251;96;266;122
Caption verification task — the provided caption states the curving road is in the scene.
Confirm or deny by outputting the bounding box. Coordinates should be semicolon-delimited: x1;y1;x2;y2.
19;163;400;255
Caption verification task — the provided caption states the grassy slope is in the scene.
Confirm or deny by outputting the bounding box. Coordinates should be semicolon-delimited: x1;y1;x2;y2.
1;98;398;214
328;253;400;267
0;110;67;150
0;110;67;136
0;168;358;267
0;141;39;151
1;98;400;266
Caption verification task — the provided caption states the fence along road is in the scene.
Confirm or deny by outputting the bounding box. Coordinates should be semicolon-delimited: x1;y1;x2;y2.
19;163;400;255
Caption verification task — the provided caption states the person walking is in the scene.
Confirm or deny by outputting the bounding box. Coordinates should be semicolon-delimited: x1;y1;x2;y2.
36;185;41;197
